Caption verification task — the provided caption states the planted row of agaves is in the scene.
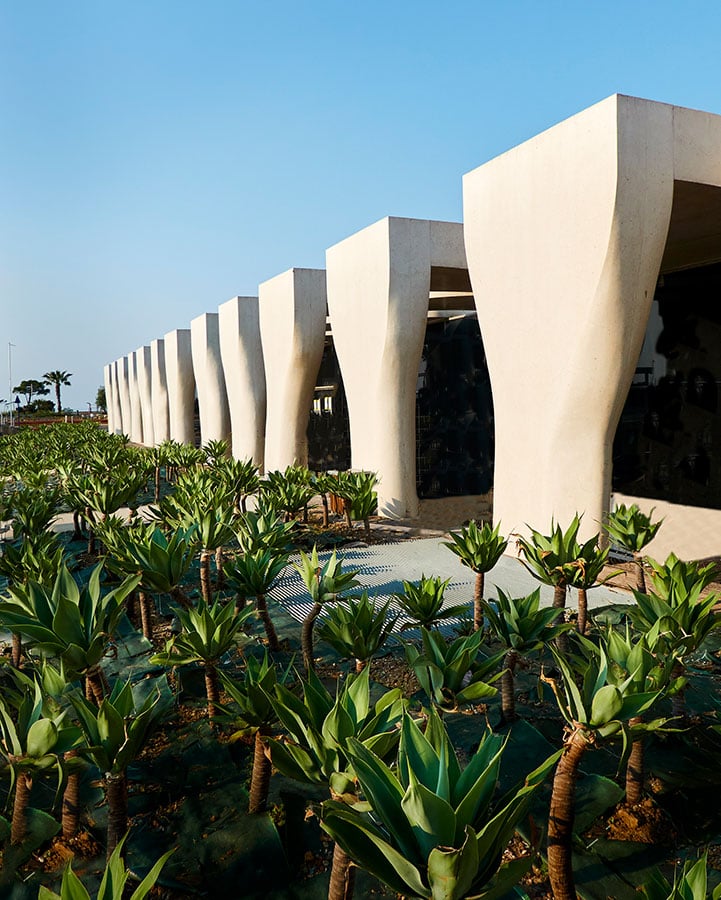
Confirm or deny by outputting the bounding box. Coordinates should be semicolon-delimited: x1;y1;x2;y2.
0;423;719;899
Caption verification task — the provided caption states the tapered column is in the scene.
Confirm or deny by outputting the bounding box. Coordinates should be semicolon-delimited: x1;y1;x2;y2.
258;269;326;471
128;352;144;445
164;329;196;445
190;313;231;449
135;345;154;447
218;296;266;466
463;94;674;541
109;362;122;435
115;358;131;437
150;339;170;445
103;364;114;434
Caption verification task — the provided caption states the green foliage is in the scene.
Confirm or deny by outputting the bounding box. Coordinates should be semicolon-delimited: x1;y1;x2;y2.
443;520;507;575
485;588;568;653
223;548;288;599
295;545;360;604
639;853;721;900
99;520;198;595
261;467;315;518
38;833;174;900
604;503;662;554
517;515;602;589
71;464;147;518
321;710;558;900
404;628;501;710
318;592;398;666
219;651;291;736
393;575;467;630
234;508;294;555
150;599;252;668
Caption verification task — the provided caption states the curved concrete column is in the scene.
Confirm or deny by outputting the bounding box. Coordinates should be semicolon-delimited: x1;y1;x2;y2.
135;345;155;447
463;94;675;541
164;328;196;445
190;312;231;449
103;364;114;434
150;338;170;445
128;352;144;445
109;362;122;435
115;357;131;437
258;268;326;472
327;217;466;518
218;296;266;465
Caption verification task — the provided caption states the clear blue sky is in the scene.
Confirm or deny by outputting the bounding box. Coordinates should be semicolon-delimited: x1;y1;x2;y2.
2;1;721;410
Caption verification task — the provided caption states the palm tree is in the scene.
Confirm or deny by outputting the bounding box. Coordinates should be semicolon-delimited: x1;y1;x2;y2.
43;370;72;414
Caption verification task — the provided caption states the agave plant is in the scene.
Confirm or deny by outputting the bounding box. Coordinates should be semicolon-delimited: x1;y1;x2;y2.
404;628;502;712
484;588;570;722
8;483;62;542
322;709;558;900
318;592;398;673
71;464;147;555
604;503;662;592
151;599;252;720
211;456;260;513
234;508;295;556
541;635;672;900
203;437;230;465
639;853;721;900
443;520;507;631
261;467;315;522
71;680;171;857
223;548;288;650
294;545;360;673
39;833;174;900
393;575;467;631
219;652;292;813
0;563;139;701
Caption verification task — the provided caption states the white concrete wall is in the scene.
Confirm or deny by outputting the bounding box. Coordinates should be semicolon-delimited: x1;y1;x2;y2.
150;338;170;445
258;268;326;471
326;216;466;518
218;296;266;465
115;357;131;437
128;352;145;445
135;345;155;447
463;95;675;542
190;312;231;449
103;364;114;434
164;328;196;445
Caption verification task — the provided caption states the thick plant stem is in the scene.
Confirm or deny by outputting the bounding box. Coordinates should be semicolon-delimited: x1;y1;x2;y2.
344;500;352;529
205;663;220;721
577;588;588;635
321;494;329;527
328;842;356;900
548;729;588;900
170;585;191;609
72;510;83;541
200;549;212;603
154;467;161;503
671;660;687;719
363;516;371;541
625;718;644;806
11;771;32;845
139;591;154;640
355;658;367;674
501;649;518;722
235;594;247;615
302;602;323;674
248;727;271;814
86;664;108;705
105;772;128;859
473;571;485;632
634;556;646;593
255;593;280;651
62;750;81;839
215;546;225;590
11;632;22;668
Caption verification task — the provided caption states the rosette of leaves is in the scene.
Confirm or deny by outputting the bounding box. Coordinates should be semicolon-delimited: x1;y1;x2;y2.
321;709;558;900
604;503;662;592
443;521;507;631
223;547;288;649
318;592;398;673
261;466;315;522
210;456;260;513
234;508;295;556
393;574;467;631
639;852;721;900
404;628;502;712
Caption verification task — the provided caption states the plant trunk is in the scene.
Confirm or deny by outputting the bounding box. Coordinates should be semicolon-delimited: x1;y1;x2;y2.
634;556;646;593
363;516;371;541
215;546;225;590
671;660;687;719
11;632;22;668
248;726;271;814
154;466;161;503
86;664;108;705
577;587;588;635
328;841;356;900
344;500;352;529
625;717;644;806
321;493;329;527
302;602;323;674
473;571;485;632
547;728;588;900
105;772;128;859
255;593;280;651
355;658;367;674
10;770;32;845
200;549;212;603
235;594;247;614
501;650;518;722
139;591;154;640
303;503;308;524
205;663;220;721
62;750;81;839
170;585;191;609
72;509;83;541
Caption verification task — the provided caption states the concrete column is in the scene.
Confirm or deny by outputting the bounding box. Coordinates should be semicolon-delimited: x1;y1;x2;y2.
463;94;674;541
109;361;123;435
150;338;170;445
164;328;196;445
218;296;266;465
103;364;114;434
258;268;327;471
128;352;144;445
327;217;465;518
115;357;131;439
190;312;231;449
135;345;155;447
